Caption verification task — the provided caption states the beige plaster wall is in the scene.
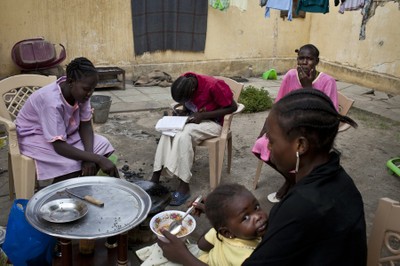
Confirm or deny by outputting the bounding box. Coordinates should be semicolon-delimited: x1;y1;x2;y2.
308;2;400;94
0;0;399;94
0;0;135;73
0;0;308;78
130;2;310;79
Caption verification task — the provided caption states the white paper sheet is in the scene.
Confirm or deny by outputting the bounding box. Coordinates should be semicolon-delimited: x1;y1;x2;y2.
155;116;189;137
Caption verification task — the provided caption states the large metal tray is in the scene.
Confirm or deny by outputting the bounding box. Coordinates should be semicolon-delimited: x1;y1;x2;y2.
26;176;152;239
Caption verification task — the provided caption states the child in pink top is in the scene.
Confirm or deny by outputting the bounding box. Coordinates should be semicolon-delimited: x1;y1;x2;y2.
252;44;338;201
16;57;119;183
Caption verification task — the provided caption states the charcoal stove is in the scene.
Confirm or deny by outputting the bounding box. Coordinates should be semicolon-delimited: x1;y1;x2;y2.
125;179;171;244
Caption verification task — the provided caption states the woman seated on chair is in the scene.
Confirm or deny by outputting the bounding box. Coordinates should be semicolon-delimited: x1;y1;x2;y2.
150;72;237;206
252;44;339;202
15;57;119;187
157;88;367;266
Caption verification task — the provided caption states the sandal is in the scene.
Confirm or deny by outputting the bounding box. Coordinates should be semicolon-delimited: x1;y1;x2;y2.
169;191;191;206
267;192;280;203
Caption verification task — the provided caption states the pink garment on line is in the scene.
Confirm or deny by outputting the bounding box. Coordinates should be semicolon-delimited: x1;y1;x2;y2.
15;76;114;180
252;69;339;162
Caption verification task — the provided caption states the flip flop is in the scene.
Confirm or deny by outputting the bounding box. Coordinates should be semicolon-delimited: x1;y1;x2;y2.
267;192;280;203
169;191;191;206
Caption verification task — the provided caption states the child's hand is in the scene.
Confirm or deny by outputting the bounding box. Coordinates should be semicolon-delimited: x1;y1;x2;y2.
158;230;191;263
297;66;315;88
173;109;187;116
98;156;120;178
187;112;204;124
189;196;206;217
172;103;188;116
81;161;98;176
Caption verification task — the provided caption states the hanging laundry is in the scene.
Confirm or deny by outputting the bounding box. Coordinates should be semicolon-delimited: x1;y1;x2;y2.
209;0;230;11
260;0;268;7
296;0;330;14
334;0;346;6
339;0;365;13
131;0;208;55
359;0;400;40
265;0;293;21
231;0;248;11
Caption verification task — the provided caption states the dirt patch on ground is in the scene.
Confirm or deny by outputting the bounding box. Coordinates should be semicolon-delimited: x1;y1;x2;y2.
1;107;400;242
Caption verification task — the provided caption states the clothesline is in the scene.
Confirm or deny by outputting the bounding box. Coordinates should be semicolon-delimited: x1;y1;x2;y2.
210;0;399;40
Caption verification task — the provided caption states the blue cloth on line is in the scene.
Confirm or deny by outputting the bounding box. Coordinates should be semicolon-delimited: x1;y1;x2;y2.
265;0;293;21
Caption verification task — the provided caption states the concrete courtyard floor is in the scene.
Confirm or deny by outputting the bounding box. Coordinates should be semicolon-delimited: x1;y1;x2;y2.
1;76;400;264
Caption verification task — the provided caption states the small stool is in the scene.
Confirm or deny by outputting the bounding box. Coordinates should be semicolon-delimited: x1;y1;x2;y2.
386;157;400;177
95;67;126;90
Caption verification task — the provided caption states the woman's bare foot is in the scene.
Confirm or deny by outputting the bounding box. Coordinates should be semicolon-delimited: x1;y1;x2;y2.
176;180;190;195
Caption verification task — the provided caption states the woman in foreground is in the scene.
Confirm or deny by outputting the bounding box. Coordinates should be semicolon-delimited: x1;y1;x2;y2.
158;89;367;265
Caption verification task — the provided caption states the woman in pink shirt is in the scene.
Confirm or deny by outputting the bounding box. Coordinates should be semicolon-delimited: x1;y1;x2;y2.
16;57;119;186
252;44;339;202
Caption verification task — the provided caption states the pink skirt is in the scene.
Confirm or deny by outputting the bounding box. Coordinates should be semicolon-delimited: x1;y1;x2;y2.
19;134;114;180
251;135;270;162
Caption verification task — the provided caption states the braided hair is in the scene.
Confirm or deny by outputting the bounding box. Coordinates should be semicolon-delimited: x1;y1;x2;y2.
66;57;97;81
205;183;249;241
295;44;320;57
273;88;357;153
170;74;197;103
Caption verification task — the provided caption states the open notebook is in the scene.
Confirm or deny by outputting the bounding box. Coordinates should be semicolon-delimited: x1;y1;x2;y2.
155;116;189;137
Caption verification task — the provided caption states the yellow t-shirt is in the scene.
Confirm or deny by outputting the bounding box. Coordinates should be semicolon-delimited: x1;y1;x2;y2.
198;228;261;266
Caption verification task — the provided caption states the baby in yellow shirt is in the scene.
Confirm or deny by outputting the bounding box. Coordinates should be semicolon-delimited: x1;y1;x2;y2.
137;183;269;266
196;183;268;265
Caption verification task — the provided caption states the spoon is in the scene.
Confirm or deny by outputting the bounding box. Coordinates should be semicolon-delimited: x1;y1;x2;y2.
168;195;202;235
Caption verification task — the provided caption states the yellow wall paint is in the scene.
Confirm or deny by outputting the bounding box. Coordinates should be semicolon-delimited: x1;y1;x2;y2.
0;0;399;94
309;2;400;77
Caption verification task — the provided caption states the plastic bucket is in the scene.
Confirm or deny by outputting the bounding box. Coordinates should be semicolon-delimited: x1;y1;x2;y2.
0;135;7;149
262;69;277;80
90;95;112;123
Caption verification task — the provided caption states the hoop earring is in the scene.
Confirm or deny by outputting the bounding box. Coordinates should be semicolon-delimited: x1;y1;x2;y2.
295;151;300;173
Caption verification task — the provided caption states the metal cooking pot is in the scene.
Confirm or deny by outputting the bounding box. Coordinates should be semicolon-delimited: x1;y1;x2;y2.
128;179;171;214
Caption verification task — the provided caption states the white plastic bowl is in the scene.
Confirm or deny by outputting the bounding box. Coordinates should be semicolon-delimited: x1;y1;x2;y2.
150;210;196;242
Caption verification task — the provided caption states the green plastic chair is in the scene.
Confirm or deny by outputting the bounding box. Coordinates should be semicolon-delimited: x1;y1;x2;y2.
386;157;400;177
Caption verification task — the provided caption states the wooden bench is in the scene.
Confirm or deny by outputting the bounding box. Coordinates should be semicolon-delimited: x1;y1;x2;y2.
95;67;125;90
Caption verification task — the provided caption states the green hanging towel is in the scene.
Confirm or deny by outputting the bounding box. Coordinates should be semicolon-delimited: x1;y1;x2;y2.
297;0;329;14
209;0;230;11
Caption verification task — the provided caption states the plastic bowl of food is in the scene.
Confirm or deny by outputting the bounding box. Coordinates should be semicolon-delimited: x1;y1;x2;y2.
150;210;196;242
